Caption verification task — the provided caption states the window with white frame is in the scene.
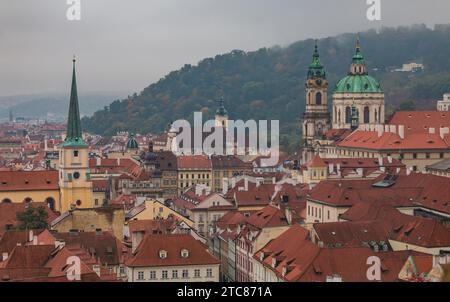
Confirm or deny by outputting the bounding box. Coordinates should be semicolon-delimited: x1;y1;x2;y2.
206;268;213;278
137;271;144;280
194;269;200;278
149;271;156;280
182;269;189;278
162;270;168;279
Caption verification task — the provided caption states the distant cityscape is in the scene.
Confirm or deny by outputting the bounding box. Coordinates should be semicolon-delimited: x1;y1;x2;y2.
0;37;449;283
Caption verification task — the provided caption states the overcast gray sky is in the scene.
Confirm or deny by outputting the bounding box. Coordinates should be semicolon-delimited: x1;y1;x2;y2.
0;0;449;96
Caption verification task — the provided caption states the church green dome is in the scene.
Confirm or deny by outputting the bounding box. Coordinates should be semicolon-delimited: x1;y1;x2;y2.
334;74;382;93
126;133;139;149
334;36;382;94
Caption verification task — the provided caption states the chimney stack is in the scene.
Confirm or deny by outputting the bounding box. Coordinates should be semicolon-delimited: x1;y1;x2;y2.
398;125;405;139
440;127;449;139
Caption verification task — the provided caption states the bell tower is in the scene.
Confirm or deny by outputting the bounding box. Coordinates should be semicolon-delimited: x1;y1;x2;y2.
59;57;93;213
302;41;330;162
215;97;229;128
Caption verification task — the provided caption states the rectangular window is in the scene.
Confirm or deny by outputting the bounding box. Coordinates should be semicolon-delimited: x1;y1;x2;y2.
73;150;79;157
137;271;144;280
206;268;213;278
149;271;156;280
426;153;430;159
194;269;200;278
172;270;178;279
162;270;168;279
182;269;189;278
413;153;417;159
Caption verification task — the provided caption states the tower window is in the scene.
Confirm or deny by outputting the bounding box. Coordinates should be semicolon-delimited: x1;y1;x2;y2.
364;106;370;124
73;150;79;157
315;92;322;105
345;107;352;124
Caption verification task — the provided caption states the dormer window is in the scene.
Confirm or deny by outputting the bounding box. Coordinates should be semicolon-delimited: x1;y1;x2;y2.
181;249;189;258
73;150;79;157
159;250;168;259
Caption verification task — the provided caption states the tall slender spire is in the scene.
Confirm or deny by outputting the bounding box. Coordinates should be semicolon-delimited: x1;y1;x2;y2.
64;56;87;147
307;40;325;79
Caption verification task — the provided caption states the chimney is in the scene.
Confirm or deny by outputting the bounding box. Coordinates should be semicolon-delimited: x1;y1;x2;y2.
398;125;405;139
406;167;412;176
387;156;393;164
244;177;249;191
284;207;292;225
429;127;435;134
28;230;33;242
356;168;363;177
2;252;8;261
32;235;38;246
389;125;396;133
328;163;334;174
377;125;384;138
336;164;341;177
440;127;449;139
231;177;236;189
222;178;228;195
384;125;389;133
96;157;101;166
378;157;383;166
272;177;276;184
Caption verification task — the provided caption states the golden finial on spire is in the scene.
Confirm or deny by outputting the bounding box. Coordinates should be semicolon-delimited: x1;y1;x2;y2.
356;34;361;51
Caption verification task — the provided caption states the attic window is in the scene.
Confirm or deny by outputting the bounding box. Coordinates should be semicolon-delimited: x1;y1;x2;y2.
159;250;168;259
106;246;113;254
24;180;29;184
46;179;51;184
180;249;189;258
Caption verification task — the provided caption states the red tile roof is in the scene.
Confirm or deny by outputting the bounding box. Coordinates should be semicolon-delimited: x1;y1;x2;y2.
125;234;219;268
0;170;59;192
177;155;212;169
313;221;390;248
246;205;289;229
0;203;58;236
341;203;450;248
389;111;450;135
306;155;327;168
337;130;449;151
254;224;430;282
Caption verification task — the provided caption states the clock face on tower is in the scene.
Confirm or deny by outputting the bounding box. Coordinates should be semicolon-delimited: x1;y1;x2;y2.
316;79;322;86
73;172;80;179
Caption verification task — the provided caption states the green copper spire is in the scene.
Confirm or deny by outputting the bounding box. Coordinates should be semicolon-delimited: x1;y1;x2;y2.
216;96;228;117
352;35;365;65
63;56;88;148
307;40;326;79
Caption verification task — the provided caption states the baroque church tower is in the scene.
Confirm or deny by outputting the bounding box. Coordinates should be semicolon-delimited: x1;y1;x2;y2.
59;58;93;213
215;97;229;128
332;37;385;129
302;41;330;162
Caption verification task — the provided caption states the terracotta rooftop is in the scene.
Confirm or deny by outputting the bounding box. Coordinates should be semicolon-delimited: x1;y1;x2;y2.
0;170;59;192
125;234;219;268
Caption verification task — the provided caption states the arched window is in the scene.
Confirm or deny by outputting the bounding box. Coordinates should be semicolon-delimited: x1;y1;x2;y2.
1;198;12;204
46;197;55;211
364;106;370;124
375;109;378;122
23;197;32;204
345;107;352;124
338;109;341;123
315;92;322;105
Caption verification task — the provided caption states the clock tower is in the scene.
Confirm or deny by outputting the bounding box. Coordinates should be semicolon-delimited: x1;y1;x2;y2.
59;57;93;213
302;41;330;162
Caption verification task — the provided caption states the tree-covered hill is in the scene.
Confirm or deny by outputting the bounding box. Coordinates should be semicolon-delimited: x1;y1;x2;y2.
82;24;450;153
